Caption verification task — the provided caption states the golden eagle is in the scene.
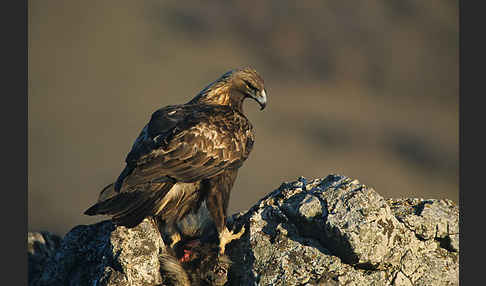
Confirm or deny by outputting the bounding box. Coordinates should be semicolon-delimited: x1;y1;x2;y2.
84;67;266;254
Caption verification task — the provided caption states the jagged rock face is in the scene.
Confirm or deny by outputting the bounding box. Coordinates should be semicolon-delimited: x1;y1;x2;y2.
32;219;165;286
28;232;63;286
28;174;459;286
227;175;458;285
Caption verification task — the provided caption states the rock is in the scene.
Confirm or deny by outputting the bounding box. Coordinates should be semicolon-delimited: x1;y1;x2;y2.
28;231;62;285
28;174;459;285
387;198;459;252
33;219;165;286
227;175;458;285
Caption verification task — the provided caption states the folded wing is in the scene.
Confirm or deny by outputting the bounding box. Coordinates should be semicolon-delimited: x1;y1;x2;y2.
84;104;254;228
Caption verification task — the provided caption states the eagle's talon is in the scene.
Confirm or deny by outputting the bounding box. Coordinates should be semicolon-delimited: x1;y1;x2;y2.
169;232;182;249
218;225;246;254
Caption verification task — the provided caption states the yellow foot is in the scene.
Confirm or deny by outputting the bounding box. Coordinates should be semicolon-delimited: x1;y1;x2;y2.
169;232;181;248
219;225;246;254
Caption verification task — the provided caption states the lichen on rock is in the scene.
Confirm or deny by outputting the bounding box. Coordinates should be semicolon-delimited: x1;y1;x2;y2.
28;174;459;286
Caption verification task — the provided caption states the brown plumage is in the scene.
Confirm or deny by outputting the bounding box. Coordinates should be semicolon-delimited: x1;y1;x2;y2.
84;66;267;254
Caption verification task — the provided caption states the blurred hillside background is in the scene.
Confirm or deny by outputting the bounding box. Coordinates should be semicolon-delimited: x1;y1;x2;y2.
28;0;458;236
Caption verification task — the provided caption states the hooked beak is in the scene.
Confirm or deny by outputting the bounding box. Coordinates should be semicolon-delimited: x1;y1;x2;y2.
252;89;267;110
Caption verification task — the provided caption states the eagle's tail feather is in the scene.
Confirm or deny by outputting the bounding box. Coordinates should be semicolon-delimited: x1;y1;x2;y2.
84;181;175;228
113;183;174;228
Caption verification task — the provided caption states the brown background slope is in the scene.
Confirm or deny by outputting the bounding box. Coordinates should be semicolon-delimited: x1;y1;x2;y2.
28;0;458;236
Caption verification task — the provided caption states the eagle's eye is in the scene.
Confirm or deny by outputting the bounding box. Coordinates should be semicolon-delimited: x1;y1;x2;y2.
243;80;258;93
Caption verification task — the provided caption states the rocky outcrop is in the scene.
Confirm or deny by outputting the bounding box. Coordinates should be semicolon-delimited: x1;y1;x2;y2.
28;232;63;285
31;218;165;286
227;175;459;285
28;174;459;285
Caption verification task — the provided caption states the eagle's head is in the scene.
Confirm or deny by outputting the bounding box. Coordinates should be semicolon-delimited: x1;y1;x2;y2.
189;66;267;112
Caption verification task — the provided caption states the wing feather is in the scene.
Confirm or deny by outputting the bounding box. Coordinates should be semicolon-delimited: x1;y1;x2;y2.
118;104;254;190
84;180;176;227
